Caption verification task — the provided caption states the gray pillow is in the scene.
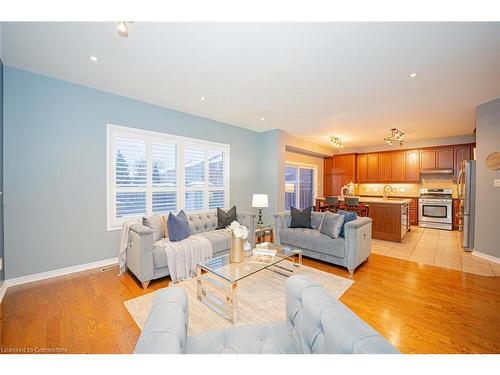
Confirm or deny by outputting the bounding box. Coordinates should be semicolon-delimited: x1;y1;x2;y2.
216;206;237;229
142;214;164;242
289;206;313;228
319;211;345;239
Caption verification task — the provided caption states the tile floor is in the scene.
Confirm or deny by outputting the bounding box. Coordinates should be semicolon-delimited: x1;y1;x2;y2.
371;226;499;276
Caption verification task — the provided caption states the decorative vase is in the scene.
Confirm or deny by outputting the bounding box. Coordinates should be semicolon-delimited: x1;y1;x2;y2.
243;240;253;257
230;237;244;263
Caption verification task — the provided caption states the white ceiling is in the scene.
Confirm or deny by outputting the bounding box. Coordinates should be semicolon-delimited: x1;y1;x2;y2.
3;22;500;148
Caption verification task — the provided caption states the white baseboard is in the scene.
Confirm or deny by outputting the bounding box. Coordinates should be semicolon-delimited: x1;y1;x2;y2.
472;251;500;265
4;257;119;291
0;280;7;305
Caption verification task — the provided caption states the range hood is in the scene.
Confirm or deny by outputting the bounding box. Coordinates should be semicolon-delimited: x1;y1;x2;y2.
420;168;454;175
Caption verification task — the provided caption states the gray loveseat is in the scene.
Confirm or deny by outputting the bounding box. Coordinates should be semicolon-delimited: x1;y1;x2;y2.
134;275;399;354
274;212;372;275
127;211;256;288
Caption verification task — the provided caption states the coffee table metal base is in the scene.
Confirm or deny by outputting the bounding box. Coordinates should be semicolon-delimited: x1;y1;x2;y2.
196;254;302;323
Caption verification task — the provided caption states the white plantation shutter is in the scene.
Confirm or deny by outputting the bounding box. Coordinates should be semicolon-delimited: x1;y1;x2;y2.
185;146;206;211
114;137;147;218
151;142;177;214
208;151;225;209
152;142;176;187
108;125;230;230
115;137;147;187
184;146;205;188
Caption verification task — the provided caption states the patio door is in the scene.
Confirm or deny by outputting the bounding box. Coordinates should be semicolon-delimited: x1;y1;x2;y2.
285;164;316;210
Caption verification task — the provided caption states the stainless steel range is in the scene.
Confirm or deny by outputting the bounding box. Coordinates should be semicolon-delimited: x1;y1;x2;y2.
418;188;453;230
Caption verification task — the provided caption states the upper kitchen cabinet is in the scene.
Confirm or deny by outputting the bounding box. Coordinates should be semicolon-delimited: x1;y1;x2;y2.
357;154;368;182
436;147;454;169
378;152;392;182
367;153;379;182
390;151;406;182
405;150;420;182
454;144;472;181
420;149;436;169
420;146;454;170
324;154;357;195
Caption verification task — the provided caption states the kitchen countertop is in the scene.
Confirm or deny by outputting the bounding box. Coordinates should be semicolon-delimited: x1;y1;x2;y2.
317;196;412;205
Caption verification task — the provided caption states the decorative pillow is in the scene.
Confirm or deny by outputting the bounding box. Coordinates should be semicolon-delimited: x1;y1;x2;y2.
142;214;164;242
161;215;169;239
319;211;345;239
167;210;190;242
216;206;237;229
337;210;358;238
289;206;313;229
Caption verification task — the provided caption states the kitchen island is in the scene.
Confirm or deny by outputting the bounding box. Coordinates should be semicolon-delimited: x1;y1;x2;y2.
315;196;412;243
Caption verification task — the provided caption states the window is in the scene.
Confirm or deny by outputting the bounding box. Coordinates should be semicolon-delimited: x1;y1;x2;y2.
284;164;316;210
107;124;230;230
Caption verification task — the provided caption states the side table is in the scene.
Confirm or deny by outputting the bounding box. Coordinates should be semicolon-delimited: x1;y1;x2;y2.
255;225;274;244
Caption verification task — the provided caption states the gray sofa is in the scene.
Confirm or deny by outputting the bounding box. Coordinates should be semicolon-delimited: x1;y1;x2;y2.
274;212;372;275
127;211;256;288
134;275;399;354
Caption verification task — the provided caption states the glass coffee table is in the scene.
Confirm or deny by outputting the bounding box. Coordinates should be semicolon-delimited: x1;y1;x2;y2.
196;243;302;323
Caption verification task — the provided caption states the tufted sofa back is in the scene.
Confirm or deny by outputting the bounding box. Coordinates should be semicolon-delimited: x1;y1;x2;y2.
185;210;257;246
286;275;399;354
187;211;219;234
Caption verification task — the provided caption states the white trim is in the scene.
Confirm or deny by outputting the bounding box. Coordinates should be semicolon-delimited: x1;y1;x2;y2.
106;123;230;231
0;281;7;305
472;250;500;265
4;257;119;291
285;161;319;208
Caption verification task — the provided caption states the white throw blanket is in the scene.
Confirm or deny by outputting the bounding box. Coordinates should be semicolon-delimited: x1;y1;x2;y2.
118;219;140;275
156;234;213;282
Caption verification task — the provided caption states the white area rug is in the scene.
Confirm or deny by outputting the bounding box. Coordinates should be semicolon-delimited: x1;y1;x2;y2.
124;263;354;336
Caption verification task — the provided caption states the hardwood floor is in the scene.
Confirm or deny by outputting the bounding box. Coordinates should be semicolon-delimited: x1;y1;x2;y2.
1;254;499;354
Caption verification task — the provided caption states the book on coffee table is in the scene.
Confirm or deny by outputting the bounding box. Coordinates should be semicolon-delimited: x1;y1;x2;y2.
251;247;277;264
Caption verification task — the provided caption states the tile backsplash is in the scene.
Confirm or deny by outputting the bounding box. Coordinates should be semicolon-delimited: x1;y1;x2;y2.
357;180;458;198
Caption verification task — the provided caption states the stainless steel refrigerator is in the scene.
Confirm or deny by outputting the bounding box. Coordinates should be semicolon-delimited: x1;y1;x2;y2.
457;160;476;251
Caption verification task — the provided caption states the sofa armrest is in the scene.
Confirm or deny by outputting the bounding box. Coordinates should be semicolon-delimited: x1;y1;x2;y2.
237;211;257;247
344;217;372;273
134;287;188;354
127;223;155;283
273;212;288;244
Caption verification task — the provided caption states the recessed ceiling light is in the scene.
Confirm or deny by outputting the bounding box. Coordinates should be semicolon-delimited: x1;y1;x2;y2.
200;96;206;101
410;72;418;78
260;117;265;121
89;56;99;62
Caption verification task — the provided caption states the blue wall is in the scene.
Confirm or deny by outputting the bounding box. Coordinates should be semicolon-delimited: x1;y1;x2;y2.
0;58;4;286
4;67;261;279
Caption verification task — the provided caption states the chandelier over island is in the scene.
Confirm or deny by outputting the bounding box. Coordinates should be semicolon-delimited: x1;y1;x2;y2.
329;136;343;149
384;128;405;145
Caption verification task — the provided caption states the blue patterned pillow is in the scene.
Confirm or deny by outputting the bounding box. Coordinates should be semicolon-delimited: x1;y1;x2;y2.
167;210;190;242
337;210;358;238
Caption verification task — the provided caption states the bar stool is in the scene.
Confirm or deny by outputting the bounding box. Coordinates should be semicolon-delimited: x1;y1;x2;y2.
324;196;340;213
343;197;369;217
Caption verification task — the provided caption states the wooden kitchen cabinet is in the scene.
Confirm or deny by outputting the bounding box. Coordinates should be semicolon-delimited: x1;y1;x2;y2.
390;151;406;182
436;147;454;169
367;153;379;182
420;149;436;169
324;157;333;196
357;154;367;183
454;145;472;182
409;197;418;225
323;154;356;196
378;152;392;182
405;150;420;182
